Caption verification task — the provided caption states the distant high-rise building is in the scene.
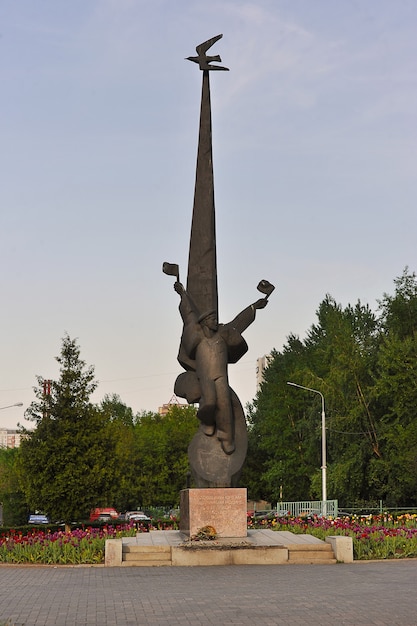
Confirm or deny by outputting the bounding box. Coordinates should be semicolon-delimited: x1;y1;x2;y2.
256;354;272;391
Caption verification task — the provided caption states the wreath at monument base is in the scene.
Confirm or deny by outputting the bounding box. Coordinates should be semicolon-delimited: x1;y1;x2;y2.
191;525;217;541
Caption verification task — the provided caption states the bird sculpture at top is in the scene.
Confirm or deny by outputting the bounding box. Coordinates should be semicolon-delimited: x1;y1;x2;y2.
186;34;229;71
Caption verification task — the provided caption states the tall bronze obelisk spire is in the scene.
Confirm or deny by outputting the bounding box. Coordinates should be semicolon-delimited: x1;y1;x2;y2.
163;34;273;487
185;34;229;318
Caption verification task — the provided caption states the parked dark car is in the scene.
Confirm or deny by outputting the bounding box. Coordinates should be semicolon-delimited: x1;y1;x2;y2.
28;514;49;524
253;510;272;518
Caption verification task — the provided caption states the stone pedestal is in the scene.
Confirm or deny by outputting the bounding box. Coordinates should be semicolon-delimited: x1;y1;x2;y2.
180;488;247;538
325;536;354;563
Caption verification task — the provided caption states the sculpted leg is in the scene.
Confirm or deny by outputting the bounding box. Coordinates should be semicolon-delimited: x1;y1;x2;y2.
214;377;235;454
197;378;216;436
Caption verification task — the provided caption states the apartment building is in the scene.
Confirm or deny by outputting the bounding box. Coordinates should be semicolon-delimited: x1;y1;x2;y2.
0;429;25;449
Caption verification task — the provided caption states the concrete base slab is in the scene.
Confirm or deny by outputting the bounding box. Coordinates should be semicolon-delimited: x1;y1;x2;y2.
105;529;341;566
326;535;354;563
172;544;288;566
105;538;122;567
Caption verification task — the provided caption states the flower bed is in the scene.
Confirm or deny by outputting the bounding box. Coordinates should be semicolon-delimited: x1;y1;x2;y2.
249;513;417;560
1;515;417;563
0;518;180;565
0;525;135;564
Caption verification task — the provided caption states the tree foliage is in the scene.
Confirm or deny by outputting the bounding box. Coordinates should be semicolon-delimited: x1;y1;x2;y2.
15;334;198;522
131;404;198;508
14;269;417;519
0;448;28;525
97;397;198;510
246;268;417;508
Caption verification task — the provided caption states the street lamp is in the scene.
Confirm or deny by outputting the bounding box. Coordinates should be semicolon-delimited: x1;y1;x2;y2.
0;403;23;410
287;382;327;505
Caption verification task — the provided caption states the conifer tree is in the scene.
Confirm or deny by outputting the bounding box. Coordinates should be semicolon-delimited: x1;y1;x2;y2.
18;335;116;527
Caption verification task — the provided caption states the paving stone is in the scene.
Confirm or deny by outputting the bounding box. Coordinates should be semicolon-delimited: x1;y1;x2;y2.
0;561;416;625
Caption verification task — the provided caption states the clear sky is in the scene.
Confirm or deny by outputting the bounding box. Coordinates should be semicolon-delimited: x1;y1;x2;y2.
1;0;416;429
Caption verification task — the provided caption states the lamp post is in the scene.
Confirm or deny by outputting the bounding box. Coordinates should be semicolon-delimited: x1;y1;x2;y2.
0;403;23;410
287;382;327;505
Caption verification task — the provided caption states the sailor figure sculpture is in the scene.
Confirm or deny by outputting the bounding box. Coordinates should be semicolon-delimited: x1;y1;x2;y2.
174;280;268;455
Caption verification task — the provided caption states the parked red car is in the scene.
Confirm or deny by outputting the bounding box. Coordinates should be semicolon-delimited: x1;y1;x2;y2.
89;507;119;522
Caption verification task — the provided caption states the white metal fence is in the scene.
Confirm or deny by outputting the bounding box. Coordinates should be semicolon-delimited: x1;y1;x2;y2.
276;500;338;518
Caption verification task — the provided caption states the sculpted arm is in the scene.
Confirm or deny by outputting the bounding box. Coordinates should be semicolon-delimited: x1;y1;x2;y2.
174;282;198;325
229;298;268;334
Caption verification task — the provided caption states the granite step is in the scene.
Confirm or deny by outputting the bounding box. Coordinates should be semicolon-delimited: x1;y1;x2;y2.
122;544;172;566
288;543;336;564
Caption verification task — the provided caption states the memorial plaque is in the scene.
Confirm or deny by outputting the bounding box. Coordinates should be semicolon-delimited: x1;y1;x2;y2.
180;488;247;538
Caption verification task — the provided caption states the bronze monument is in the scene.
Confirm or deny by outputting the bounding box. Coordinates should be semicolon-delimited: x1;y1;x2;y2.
164;35;274;488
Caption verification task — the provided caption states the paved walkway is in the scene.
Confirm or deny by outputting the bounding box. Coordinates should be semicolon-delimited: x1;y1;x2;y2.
123;528;326;547
0;560;416;625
